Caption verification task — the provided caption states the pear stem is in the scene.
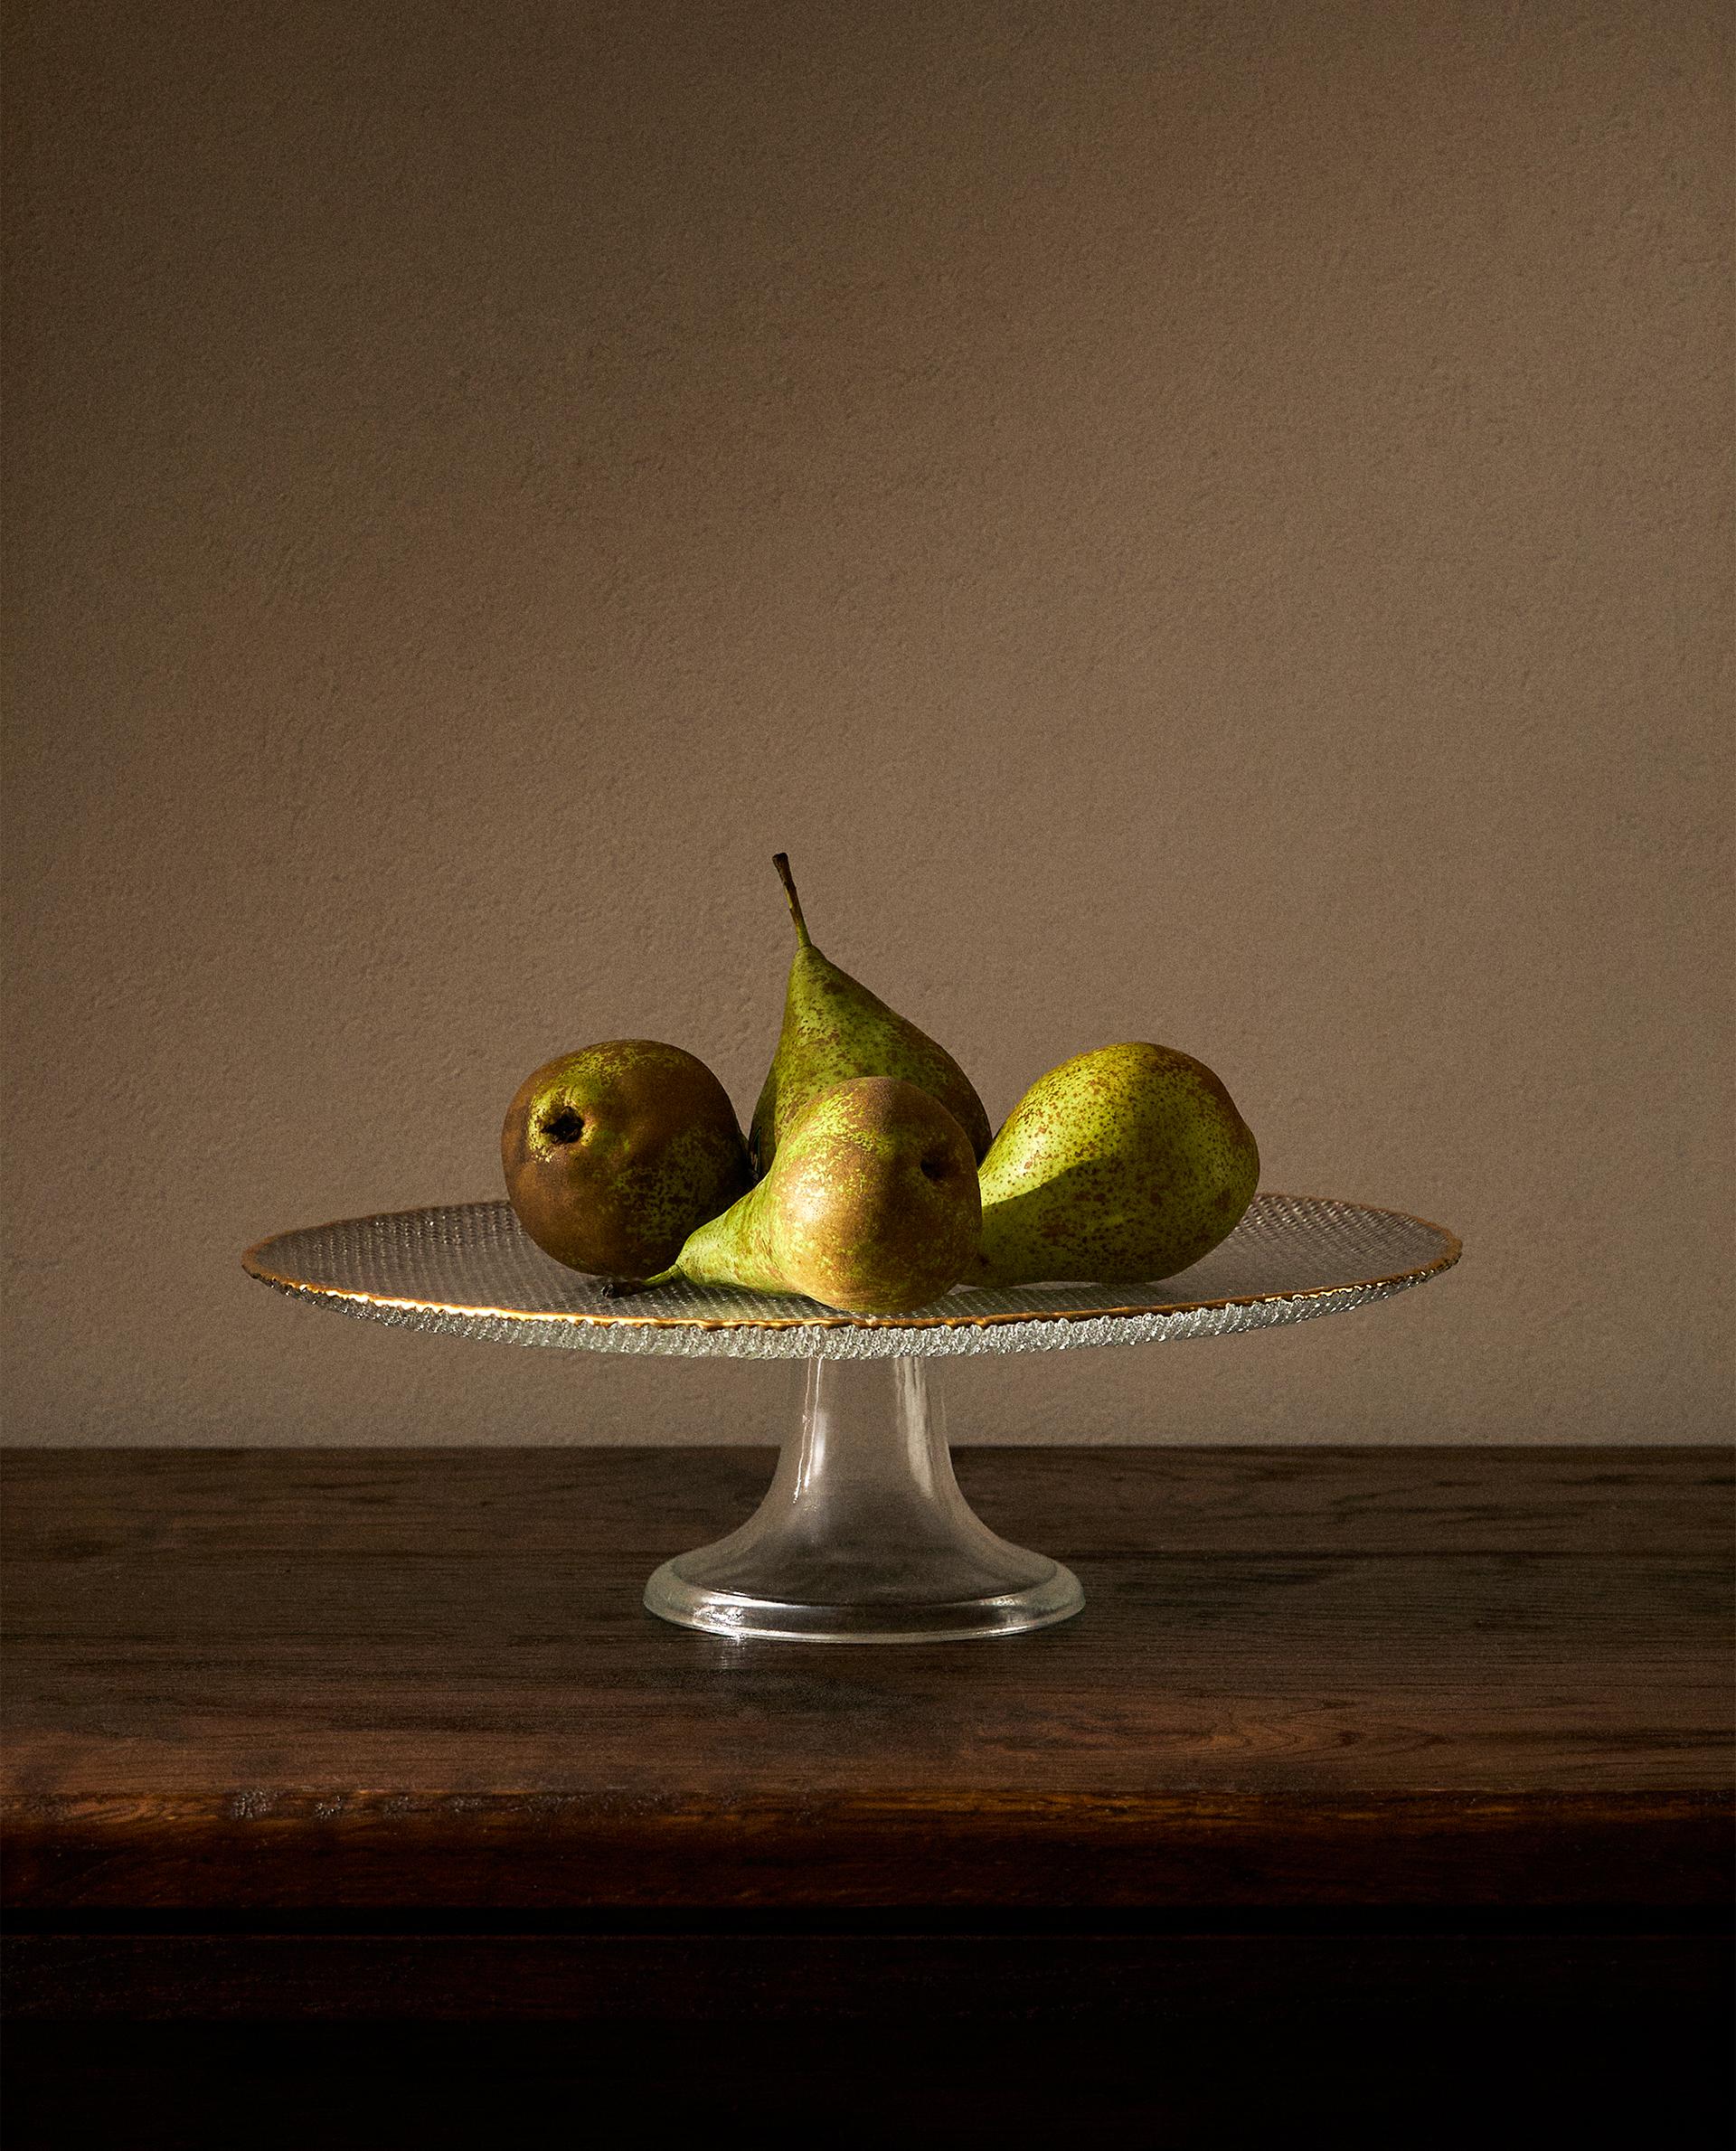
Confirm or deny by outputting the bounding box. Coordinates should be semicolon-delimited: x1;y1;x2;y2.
771;853;813;950
600;1269;676;1298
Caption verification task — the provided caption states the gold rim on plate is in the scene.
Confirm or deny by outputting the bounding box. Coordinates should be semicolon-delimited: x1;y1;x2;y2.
241;1194;1462;1336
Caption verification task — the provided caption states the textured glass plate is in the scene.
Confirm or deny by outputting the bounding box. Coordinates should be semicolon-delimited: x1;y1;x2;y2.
242;1193;1459;1360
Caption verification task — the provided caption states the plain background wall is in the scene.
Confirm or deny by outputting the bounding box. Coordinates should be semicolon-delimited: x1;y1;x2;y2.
3;0;1730;1448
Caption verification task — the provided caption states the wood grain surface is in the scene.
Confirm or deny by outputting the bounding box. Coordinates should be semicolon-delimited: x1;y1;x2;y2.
4;1448;1730;1920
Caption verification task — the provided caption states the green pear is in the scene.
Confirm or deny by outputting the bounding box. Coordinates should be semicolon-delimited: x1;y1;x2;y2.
634;1076;981;1314
750;854;992;1175
502;1041;750;1277
972;1042;1259;1288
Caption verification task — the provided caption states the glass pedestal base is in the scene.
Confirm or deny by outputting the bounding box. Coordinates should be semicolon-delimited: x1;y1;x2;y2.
643;1358;1085;1643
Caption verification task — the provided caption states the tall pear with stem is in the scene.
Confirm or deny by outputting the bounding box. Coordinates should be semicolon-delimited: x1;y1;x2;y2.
750;854;992;1176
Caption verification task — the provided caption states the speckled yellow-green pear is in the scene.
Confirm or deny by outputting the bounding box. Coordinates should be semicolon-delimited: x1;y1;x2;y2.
972;1043;1258;1287
637;1076;981;1314
750;854;991;1175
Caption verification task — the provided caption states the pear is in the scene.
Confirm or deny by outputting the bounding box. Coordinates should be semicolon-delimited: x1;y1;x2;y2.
750;854;992;1175
972;1042;1259;1288
633;1076;981;1314
502;1041;750;1277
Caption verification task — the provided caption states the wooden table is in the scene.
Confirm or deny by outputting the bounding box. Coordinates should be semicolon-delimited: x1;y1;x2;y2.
4;1447;1731;2143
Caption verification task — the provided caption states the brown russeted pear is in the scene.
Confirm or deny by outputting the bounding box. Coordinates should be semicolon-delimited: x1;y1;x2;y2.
972;1042;1258;1287
629;1076;981;1314
502;1041;750;1277
750;854;991;1175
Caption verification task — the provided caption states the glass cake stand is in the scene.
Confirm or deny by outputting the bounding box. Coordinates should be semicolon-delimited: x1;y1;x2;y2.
243;1193;1459;1644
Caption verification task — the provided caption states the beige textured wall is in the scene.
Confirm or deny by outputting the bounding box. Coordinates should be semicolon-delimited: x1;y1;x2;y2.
4;0;1730;1448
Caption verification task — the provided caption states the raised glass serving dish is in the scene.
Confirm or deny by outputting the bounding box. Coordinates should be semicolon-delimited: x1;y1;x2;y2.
245;1193;1459;1642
